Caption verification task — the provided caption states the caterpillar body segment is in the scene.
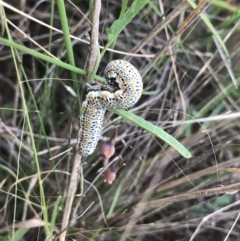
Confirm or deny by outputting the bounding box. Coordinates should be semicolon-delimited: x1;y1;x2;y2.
77;60;143;157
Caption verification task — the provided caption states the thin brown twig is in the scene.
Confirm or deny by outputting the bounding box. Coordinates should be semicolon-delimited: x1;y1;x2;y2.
134;182;240;211
59;153;81;241
87;0;101;79
124;1;189;62
140;0;211;78
190;199;240;241
60;1;102;240
0;1;154;59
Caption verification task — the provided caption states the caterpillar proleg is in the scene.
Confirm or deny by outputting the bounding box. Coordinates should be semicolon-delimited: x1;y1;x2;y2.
77;60;143;157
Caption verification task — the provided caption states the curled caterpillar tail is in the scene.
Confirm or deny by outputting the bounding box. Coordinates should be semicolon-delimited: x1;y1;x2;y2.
77;60;143;157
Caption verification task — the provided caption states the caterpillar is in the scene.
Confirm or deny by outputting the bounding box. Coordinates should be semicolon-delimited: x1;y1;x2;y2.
77;60;143;157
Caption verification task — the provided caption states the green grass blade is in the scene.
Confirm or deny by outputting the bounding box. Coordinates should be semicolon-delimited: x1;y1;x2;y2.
50;196;62;231
104;0;150;52
194;81;240;119
1;229;28;241
57;0;78;83
107;0;149;42
0;37;105;82
113;109;192;158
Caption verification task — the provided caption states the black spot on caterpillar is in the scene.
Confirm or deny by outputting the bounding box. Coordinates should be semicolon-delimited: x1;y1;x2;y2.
77;60;143;157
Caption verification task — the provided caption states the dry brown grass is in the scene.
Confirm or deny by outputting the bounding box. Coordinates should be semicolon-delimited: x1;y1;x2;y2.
0;0;240;240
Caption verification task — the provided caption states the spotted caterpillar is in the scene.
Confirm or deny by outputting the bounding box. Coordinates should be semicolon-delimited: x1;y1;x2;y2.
77;60;143;157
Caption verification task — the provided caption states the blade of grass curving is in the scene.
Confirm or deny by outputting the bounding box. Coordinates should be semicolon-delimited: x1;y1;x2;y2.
113;109;191;158
187;0;229;57
216;0;240;29
0;37;105;82
109;0;128;60
0;164;17;179
213;0;240;13
107;0;149;42
194;80;240;119
101;0;150;57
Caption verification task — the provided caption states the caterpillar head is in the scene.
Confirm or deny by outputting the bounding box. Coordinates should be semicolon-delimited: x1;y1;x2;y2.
105;71;119;89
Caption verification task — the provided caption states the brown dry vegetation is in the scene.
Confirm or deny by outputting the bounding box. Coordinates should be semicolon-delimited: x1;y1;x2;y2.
0;0;240;241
